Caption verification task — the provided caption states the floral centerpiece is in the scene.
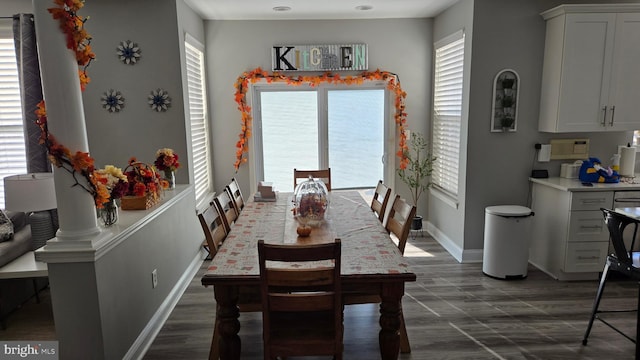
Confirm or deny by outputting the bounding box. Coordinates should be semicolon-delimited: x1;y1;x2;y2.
154;148;180;189
95;165;128;225
121;158;164;210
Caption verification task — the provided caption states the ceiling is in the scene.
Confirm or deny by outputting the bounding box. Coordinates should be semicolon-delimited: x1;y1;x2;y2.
184;0;461;20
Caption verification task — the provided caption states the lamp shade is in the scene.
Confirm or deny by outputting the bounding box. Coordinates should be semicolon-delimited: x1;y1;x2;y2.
4;173;57;212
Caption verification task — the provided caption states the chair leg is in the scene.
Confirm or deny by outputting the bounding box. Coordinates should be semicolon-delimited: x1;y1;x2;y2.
583;262;610;346
209;313;220;360
399;309;411;353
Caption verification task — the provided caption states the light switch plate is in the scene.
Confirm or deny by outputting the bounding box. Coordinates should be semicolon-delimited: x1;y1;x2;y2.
550;138;590;160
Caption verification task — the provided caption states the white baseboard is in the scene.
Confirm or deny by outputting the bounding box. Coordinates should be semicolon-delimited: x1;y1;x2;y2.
125;251;205;360
425;221;483;263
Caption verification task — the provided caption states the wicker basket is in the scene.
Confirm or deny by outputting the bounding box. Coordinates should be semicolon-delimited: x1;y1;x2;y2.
120;161;162;210
121;193;156;210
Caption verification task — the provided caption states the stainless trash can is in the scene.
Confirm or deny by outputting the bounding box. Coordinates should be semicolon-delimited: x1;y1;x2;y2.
482;205;534;279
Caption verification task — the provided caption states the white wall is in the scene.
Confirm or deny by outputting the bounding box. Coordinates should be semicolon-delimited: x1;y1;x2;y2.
1;0;30;15
428;0;474;261
429;0;635;262
205;18;433;202
80;0;189;185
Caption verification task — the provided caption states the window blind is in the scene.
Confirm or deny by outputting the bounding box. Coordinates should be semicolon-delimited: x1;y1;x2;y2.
185;38;213;206
0;37;27;208
432;33;464;197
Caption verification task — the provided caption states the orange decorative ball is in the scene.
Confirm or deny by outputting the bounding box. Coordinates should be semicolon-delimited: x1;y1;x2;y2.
297;226;312;237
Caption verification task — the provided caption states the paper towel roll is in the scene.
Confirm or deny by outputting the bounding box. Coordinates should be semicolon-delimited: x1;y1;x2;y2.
620;146;636;177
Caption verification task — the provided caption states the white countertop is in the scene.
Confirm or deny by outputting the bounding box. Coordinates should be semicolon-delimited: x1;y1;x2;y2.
530;176;640;192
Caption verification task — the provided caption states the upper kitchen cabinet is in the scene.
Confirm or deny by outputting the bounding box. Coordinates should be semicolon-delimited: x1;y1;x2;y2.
539;4;640;133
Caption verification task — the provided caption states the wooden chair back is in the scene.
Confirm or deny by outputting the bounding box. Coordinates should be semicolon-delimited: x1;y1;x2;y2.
294;168;332;191
258;239;343;359
197;201;228;258
213;190;237;233
371;180;392;222
386;195;416;255
226;177;244;217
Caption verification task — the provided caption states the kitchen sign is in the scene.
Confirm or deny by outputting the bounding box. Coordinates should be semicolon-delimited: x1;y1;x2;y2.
272;44;368;71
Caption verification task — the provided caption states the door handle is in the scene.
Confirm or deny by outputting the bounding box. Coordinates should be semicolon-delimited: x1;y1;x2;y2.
601;106;607;126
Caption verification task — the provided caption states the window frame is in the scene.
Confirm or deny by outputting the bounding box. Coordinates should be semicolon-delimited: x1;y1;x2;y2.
0;24;28;208
249;81;393;193
184;34;213;209
431;30;465;202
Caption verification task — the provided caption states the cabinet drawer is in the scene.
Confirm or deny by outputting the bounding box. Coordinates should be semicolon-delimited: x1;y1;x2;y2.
564;241;608;273
570;192;613;211
568;211;608;242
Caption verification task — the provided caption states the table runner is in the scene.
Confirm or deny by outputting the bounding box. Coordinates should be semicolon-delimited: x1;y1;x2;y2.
205;191;412;276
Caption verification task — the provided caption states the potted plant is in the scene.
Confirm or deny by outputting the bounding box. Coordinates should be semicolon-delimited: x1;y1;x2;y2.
501;78;515;90
501;115;515;131
501;96;514;108
397;131;437;230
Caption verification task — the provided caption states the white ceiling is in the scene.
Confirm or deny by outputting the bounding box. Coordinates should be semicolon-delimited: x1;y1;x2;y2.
184;0;461;20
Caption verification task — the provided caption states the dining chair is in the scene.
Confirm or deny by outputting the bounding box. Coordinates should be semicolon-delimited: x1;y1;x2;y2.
213;190;237;233
202;197;261;360
258;239;343;360
294;168;332;191
582;208;640;359
225;177;244;217
370;180;392;222
344;194;415;354
386;195;417;255
197;200;228;260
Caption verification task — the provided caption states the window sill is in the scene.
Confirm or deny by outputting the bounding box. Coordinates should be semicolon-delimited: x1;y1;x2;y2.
430;186;459;209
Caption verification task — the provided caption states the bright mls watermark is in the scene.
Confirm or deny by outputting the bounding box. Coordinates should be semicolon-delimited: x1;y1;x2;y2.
0;342;58;359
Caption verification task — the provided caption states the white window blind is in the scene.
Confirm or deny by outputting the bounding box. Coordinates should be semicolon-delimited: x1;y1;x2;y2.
0;37;27;209
432;32;464;197
185;37;212;206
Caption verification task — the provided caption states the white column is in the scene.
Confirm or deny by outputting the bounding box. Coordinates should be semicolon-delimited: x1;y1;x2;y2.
33;0;100;240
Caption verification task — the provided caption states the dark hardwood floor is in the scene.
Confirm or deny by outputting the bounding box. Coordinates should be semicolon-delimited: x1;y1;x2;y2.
2;234;638;359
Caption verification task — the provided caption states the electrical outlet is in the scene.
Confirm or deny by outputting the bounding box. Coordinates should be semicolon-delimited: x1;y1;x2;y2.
151;269;158;288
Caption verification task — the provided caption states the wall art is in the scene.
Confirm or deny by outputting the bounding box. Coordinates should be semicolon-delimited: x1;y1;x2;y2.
490;69;519;132
101;89;125;113
148;88;171;112
116;40;141;65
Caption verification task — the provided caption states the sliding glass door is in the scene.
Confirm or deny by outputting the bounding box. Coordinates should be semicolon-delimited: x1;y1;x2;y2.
256;85;387;192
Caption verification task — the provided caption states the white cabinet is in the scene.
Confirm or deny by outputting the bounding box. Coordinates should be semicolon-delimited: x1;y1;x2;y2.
530;184;612;280
539;5;640;132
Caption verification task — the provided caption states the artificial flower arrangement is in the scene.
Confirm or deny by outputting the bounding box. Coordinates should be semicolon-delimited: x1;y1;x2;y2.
154;148;180;172
120;158;165;210
95;165;128;203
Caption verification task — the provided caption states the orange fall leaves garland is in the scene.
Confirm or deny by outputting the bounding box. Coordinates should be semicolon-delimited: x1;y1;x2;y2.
233;67;409;171
37;0;110;208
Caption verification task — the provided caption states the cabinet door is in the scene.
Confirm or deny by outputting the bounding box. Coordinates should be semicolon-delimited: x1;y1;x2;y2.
557;13;616;132
608;13;640;130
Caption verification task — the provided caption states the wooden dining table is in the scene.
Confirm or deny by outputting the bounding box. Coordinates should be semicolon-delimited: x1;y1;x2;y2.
201;190;417;360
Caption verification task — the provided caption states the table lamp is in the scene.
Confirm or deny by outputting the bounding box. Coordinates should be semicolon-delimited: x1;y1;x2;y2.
4;173;58;249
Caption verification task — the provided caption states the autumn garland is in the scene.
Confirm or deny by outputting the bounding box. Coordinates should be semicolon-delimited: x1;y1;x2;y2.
233;67;409;171
48;0;95;91
36;0;110;208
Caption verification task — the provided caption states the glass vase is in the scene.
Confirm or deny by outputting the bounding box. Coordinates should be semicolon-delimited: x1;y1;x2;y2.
101;199;118;227
163;169;175;189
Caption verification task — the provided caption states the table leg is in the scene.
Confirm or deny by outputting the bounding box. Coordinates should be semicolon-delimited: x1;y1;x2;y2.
213;285;241;360
379;282;403;360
